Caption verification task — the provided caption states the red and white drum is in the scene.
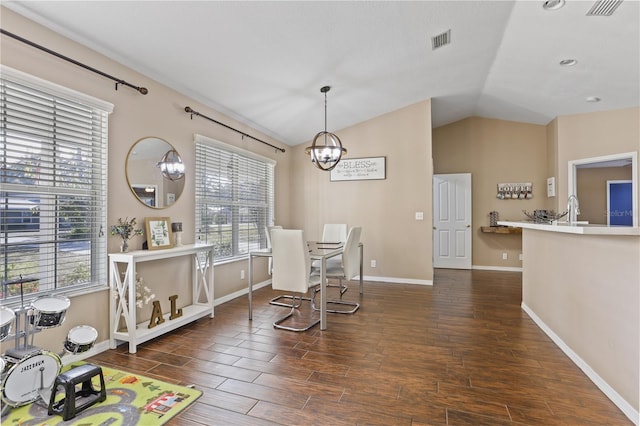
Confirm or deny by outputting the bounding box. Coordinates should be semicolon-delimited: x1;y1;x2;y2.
0;306;14;341
30;296;70;329
1;350;62;407
64;325;98;354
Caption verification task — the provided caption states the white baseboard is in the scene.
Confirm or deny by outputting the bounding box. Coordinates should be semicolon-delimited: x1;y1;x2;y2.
61;340;111;366
472;265;523;272
522;303;639;425
214;279;272;306
215;277;434;310
64;281;275;362
357;275;433;286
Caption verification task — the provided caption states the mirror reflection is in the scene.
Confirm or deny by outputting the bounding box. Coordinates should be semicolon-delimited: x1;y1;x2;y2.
569;152;637;226
126;137;185;208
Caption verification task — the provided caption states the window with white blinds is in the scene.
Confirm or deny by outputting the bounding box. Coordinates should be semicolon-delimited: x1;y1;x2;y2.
194;134;275;263
1;66;112;303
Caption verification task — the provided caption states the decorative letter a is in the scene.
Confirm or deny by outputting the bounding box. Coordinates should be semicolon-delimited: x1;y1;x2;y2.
148;300;165;329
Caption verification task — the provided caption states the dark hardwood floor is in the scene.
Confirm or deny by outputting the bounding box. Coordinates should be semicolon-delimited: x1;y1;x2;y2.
88;269;632;425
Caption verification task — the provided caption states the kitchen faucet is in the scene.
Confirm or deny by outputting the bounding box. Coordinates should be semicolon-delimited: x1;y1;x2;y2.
567;194;580;223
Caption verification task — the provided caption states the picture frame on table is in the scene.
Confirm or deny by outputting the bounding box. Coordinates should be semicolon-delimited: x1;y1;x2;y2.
145;217;173;250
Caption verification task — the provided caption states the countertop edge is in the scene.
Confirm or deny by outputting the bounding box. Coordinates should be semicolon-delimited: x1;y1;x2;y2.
497;221;640;236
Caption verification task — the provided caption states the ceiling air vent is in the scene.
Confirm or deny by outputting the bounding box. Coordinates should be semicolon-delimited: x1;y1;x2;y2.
431;30;451;50
586;0;623;16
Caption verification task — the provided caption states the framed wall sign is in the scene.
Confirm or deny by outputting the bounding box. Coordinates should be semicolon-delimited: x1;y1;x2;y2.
145;217;173;250
330;156;386;182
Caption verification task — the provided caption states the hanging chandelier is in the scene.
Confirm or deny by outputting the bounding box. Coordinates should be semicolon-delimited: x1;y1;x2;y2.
157;149;185;181
305;86;347;171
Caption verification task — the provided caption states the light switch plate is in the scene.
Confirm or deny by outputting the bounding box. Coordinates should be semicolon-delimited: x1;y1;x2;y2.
547;177;556;197
415;211;424;220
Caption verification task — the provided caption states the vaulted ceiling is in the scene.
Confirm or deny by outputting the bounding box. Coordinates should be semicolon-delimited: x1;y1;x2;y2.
3;0;639;145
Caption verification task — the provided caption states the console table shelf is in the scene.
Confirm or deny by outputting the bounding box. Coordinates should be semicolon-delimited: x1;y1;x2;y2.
108;244;214;353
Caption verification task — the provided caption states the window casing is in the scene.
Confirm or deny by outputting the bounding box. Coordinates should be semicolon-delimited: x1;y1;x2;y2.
1;66;112;303
194;134;275;263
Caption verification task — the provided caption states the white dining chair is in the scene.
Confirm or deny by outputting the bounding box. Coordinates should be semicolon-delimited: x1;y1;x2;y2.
267;225;308;308
270;229;320;331
313;226;362;314
322;223;348;243
265;225;282;275
316;223;349;294
268;225;305;307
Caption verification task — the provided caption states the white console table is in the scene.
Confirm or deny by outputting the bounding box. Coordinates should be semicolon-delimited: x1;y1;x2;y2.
108;243;214;353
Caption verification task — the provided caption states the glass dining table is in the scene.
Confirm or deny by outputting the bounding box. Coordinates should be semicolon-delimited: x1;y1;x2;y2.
248;241;363;330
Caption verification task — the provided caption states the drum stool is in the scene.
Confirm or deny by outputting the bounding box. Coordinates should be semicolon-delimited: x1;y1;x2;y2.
48;363;106;421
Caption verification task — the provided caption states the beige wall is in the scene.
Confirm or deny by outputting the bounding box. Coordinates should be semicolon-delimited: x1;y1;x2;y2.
432;117;547;268
290;101;433;283
555;107;640;209
522;230;639;414
545;118;559;210
1;7;288;351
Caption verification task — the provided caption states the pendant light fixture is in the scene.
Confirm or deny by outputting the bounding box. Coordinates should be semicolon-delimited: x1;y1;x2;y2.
157;149;185;181
305;86;347;171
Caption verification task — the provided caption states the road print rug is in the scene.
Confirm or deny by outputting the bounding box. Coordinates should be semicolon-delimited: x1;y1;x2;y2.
1;362;201;425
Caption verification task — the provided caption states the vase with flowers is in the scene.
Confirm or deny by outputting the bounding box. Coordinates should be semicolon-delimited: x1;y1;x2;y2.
115;273;155;331
110;217;144;252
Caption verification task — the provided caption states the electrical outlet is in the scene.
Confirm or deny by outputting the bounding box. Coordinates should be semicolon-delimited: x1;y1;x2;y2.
240;270;245;280
370;259;377;268
518;253;523;261
502;252;508;260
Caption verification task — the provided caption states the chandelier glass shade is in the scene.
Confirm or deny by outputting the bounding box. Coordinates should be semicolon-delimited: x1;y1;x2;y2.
157;149;185;181
305;86;346;171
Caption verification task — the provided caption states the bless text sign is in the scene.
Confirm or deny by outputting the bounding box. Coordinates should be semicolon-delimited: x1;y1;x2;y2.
330;157;386;181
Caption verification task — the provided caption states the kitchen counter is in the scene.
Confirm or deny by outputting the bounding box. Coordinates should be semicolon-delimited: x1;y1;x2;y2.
508;220;639;421
498;220;640;236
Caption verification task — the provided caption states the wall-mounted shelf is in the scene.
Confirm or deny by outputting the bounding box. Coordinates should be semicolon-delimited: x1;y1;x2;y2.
480;226;522;234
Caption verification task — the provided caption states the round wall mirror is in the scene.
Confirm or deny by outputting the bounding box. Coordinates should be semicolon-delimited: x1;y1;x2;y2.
126;137;185;208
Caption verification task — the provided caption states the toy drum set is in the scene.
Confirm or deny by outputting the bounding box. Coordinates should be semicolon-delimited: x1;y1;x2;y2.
1;276;98;415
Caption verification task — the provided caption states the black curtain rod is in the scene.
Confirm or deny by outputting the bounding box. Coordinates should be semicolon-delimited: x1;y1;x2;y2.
184;106;285;153
0;28;148;95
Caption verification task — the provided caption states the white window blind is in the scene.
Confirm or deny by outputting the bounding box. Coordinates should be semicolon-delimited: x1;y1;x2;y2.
194;134;275;263
1;66;112;303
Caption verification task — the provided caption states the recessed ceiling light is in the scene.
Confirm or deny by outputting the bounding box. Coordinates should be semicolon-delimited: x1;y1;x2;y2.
560;59;577;66
543;0;566;10
586;96;601;103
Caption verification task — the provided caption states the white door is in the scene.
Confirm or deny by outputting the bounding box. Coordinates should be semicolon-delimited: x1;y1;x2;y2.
433;173;472;269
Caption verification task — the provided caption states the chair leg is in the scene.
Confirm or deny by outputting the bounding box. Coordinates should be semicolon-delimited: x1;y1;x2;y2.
273;293;320;332
269;294;310;307
326;281;348;295
313;279;359;314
